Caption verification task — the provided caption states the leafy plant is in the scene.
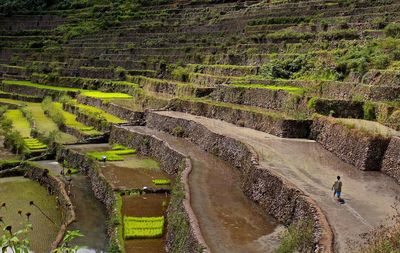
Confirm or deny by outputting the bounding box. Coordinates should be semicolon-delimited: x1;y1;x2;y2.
52;230;83;253
276;219;314;253
385;23;400;38
152;179;171;185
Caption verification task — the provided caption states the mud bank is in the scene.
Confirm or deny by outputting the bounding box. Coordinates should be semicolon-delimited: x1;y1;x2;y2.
310;116;390;171
167;98;311;138
382;137;400;183
109;126;208;253
142;113;333;252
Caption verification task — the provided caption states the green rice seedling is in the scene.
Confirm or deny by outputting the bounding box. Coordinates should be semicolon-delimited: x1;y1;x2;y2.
152;179;171;185
124;216;164;239
80;91;132;99
112;144;128;150
87;148;136;161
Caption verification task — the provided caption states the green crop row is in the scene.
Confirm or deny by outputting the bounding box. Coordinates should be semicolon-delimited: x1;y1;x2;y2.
23;138;48;150
124;216;164;239
152;179;171;185
87;147;136;161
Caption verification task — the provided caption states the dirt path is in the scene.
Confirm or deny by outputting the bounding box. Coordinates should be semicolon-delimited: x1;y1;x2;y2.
155;111;400;252
124;126;283;253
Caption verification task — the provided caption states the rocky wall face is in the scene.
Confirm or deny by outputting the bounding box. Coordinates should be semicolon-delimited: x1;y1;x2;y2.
145;112;333;253
310;116;390;171
210;86;303;111
0;83;76;99
312;98;364;118
381;137;400;184
167;98;312;138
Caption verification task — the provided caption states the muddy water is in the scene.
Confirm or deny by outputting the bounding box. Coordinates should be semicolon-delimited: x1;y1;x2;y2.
34;161;107;253
124;126;281;253
157;111;400;252
69;144;172;190
122;194;169;253
0;176;61;253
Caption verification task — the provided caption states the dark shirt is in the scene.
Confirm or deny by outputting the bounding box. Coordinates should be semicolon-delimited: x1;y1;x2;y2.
333;180;342;192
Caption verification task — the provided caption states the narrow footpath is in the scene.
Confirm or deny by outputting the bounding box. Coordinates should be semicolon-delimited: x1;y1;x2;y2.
124;126;283;253
154;111;400;252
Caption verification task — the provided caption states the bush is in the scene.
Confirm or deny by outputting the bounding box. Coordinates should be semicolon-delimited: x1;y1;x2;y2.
385;23;400;38
363;102;376;120
171;66;190;82
276;219;314;253
260;55;312;79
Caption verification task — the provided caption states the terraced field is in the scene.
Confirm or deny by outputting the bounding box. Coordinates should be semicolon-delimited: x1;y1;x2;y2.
1;0;400;252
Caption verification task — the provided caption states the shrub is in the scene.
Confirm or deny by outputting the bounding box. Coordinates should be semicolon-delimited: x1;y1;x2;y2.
260;55;312;79
385;23;400;38
363;102;376;120
276;219;314;253
171;66;190;82
307;97;318;109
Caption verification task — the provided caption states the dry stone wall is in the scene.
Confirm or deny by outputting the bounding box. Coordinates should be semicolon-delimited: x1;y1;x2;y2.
167;98;312;138
381;137;400;184
310;116;390;171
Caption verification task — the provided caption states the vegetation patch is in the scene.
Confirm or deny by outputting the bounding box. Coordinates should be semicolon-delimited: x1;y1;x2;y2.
23;138;47;151
87;147;137;161
230;84;305;95
80;91;132;100
123;216;164;239
152;179;171;185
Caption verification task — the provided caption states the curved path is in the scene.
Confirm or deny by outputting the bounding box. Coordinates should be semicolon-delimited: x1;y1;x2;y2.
126;126;283;253
154;111;400;252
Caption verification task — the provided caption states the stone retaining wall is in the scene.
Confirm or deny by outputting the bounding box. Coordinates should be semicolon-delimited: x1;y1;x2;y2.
109;125;209;253
310;116;390;171
210;85;308;112
0;83;77;99
381;137;400;184
167;98;312;138
145;112;333;253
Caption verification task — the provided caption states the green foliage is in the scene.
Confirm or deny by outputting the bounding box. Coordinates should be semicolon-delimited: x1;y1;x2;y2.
385;23;400;38
23;138;48;151
0;222;32;253
307;97;318;109
52;230;84;253
152;179;171;185
80;91;132;99
276;219;314;253
363;102;376;120
260;55;311;79
171;66;190;82
41;97;65;127
123;216;164;239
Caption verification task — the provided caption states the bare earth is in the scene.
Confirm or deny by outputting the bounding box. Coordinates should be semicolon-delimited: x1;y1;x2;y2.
155;111;400;253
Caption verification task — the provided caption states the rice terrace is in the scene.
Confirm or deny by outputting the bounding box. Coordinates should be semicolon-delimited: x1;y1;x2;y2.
0;0;400;252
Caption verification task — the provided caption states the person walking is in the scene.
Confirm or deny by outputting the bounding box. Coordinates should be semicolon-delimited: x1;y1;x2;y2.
332;176;342;199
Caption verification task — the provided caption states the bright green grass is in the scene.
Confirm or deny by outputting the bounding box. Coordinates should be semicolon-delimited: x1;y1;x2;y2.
0;98;23;106
152;179;171;185
23;138;47;150
27;103;77;144
124;216;164;239
53;103;102;136
4;109;31;137
2;80;81;92
80;91;132;99
230;83;305;95
87;148;136;161
72;101;127;124
112;144;129;150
